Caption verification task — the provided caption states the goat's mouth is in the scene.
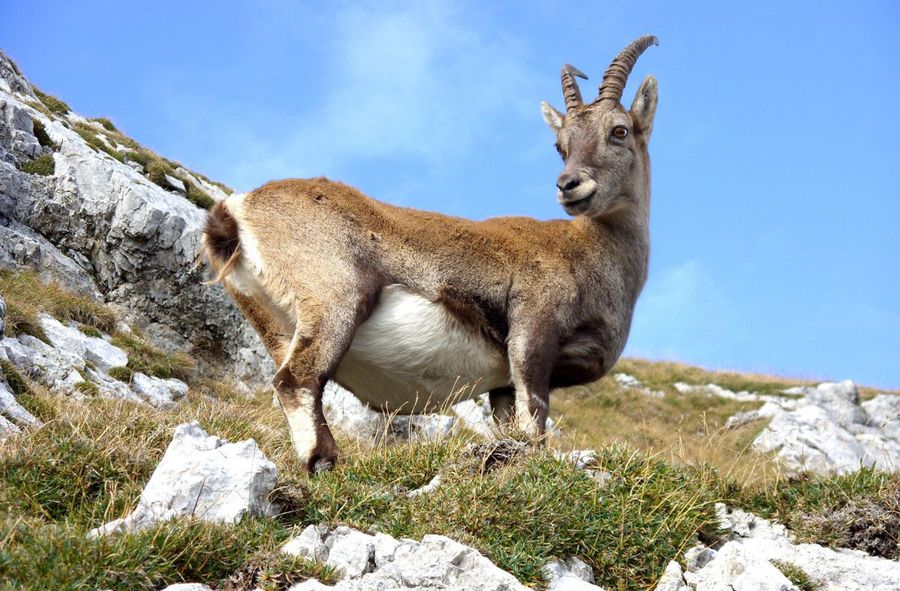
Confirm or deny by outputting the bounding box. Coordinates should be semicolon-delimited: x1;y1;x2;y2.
559;191;594;215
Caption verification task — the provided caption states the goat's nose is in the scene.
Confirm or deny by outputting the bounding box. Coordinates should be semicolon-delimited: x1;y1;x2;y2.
556;172;581;193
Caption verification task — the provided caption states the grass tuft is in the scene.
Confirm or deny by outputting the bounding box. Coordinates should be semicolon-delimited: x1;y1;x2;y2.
222;552;336;591
92;117;118;132
20;153;55;176
77;323;103;338
0;359;32;396
75;380;100;397
0;270;117;340
33;88;70;115
110;331;195;382
107;366;135;384
73;121;125;162
31;118;55;149
185;179;215;209
771;560;819;591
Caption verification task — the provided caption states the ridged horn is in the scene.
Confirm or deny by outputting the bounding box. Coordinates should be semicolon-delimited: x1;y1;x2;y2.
597;35;658;104
561;64;588;112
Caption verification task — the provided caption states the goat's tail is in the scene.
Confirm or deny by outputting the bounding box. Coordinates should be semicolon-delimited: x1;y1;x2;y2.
200;199;242;284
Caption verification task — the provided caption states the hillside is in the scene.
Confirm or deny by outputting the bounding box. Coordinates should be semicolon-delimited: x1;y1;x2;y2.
2;50;900;591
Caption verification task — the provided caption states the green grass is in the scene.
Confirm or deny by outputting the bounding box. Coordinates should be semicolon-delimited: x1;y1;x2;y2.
295;443;722;589
146;159;175;188
1;377;897;590
735;468;900;558
33;88;70;115
185;179;216;209
31;118;55;149
107;366;134;384
91;117;118;132
0;390;722;591
77;323;103;338
0;515;324;591
110;332;195;382
73;121;125;163
771;560;819;591
75;380;100;397
19;154;55;176
0;359;31;396
0;269;117;341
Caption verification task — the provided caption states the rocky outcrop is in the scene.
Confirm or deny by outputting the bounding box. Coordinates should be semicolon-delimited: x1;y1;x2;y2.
90;422;277;537
656;503;900;591
742;381;900;474
282;525;533;591
0;50;270;384
0;313;187;410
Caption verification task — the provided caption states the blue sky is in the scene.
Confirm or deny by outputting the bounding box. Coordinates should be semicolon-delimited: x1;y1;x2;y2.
2;1;898;388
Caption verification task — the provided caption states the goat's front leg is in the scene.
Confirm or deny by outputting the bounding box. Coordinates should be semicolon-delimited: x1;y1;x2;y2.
507;319;559;439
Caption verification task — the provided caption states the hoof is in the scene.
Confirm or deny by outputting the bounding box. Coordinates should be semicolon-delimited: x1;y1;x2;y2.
307;453;337;474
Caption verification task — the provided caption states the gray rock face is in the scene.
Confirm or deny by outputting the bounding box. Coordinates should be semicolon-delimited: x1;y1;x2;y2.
0;50;270;384
750;381;900;474
90;422;277;537
283;525;531;591
0;292;5;336
659;503;900;591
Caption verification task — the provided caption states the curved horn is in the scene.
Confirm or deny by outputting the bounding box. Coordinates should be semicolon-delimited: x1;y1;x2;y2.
561;64;588;111
597;35;658;104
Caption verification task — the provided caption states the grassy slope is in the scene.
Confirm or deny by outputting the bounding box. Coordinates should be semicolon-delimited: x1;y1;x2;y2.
1;271;898;589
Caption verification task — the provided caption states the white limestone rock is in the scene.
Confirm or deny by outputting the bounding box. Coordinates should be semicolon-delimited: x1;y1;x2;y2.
159;585;211;591
751;381;900;474
130;372;188;409
684;541;795;591
614;373;665;398
0;378;41;430
90;422;277;537
652;560;690;591
283;527;531;590
2;334;85;394
85;366;144;403
0;292;5;336
544;556;604;590
677;503;900;591
38;313;127;370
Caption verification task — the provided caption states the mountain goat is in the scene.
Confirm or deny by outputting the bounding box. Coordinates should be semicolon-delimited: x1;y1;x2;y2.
203;35;659;473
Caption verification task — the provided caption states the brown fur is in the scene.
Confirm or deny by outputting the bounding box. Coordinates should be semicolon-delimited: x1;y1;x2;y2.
203;37;659;473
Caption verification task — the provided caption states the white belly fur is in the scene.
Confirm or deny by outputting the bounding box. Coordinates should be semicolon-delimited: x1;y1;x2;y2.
334;284;510;413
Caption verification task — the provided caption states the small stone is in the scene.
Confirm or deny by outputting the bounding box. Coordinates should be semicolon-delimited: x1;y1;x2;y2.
164;174;186;192
130;372;188;409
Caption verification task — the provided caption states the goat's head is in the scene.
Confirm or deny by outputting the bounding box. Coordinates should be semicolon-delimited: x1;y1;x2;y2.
541;35;658;218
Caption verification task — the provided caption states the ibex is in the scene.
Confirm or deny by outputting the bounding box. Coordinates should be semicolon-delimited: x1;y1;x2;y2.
203;35;659;473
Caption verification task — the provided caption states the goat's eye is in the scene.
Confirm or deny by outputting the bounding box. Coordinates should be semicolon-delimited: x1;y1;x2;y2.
555;143;565;158
612;126;629;140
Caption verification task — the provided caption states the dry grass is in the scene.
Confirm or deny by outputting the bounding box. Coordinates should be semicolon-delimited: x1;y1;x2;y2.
0;269;117;340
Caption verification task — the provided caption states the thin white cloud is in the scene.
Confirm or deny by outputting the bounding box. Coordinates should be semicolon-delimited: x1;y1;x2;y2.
228;0;538;187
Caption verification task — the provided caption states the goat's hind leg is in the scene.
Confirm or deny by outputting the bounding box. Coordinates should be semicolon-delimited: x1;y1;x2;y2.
273;293;375;473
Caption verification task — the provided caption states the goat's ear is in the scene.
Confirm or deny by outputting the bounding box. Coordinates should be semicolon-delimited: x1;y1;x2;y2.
540;101;564;132
630;75;658;138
